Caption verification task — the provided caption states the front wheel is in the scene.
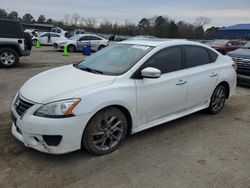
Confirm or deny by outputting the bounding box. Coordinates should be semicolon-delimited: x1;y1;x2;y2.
208;85;226;114
82;107;128;155
67;45;75;53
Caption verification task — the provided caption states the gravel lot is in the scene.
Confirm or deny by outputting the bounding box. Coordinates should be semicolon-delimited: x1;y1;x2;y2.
0;46;250;188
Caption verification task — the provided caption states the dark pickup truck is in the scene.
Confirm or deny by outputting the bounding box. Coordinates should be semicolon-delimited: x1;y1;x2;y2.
227;41;250;86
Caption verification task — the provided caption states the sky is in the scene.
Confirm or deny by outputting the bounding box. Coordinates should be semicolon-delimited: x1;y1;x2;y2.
1;0;250;28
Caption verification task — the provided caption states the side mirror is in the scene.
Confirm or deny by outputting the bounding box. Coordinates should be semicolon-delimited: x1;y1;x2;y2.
141;67;161;79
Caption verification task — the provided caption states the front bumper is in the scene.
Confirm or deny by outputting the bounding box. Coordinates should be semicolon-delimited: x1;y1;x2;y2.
237;74;250;87
11;103;93;154
53;43;64;51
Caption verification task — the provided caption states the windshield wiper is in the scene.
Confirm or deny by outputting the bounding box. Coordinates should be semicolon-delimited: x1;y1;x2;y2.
75;64;103;74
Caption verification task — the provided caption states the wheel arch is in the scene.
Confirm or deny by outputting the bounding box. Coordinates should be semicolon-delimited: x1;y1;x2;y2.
217;81;230;99
0;44;20;56
84;104;133;136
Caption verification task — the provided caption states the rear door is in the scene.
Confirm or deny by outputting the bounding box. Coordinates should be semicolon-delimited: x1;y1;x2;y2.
184;45;219;109
77;36;90;51
89;36;103;51
135;46;188;126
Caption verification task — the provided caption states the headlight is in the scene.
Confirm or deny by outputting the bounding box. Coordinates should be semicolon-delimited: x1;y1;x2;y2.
34;99;80;118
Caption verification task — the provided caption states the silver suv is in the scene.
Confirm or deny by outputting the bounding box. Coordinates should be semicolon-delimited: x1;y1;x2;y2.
0;19;31;68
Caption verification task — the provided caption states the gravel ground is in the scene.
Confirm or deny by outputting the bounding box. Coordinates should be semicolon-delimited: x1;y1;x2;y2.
0;46;250;188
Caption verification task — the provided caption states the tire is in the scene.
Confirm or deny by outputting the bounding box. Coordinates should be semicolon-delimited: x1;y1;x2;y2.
32;39;37;46
83;107;128;155
24;32;32;50
67;45;75;53
98;45;105;51
208;84;226;114
0;48;19;68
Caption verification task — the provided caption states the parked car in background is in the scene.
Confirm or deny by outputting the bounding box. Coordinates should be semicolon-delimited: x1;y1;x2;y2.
128;35;158;40
227;41;250;77
32;32;67;46
51;27;69;37
54;34;109;52
24;29;39;38
207;39;244;55
0;19;31;68
73;29;85;35
11;39;236;155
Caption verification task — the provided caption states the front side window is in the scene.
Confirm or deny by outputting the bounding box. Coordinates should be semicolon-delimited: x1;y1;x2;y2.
77;44;153;75
141;47;183;74
184;46;210;68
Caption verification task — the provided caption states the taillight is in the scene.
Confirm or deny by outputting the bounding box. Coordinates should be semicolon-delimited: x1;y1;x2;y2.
232;63;237;71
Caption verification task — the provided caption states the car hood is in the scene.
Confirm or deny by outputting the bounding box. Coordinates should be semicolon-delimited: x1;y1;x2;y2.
20;65;116;103
227;48;250;59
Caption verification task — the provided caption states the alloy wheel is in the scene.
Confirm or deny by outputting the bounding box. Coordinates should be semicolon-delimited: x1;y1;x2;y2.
92;115;124;151
0;52;15;65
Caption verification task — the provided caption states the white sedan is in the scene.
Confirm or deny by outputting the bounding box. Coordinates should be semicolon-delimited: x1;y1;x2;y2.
32;32;67;46
11;39;236;155
53;34;109;52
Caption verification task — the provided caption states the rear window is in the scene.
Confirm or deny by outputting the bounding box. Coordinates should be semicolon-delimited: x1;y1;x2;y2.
0;20;24;38
208;49;218;63
184;46;210;68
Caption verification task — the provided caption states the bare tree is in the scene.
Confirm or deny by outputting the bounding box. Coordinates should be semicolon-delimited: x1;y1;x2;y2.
72;13;80;26
82;18;97;28
64;14;70;26
194;17;211;27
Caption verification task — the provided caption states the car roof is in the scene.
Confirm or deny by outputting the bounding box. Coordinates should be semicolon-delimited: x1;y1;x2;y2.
76;34;102;37
120;39;206;47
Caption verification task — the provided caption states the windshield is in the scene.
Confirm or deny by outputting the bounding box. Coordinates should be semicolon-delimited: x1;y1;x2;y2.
69;35;81;40
77;44;153;75
244;41;250;48
207;40;228;46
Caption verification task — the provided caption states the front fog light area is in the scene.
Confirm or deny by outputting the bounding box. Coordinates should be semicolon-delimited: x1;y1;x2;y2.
34;99;80;118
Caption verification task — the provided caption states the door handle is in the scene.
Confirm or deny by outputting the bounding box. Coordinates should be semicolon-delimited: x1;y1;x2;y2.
176;80;187;85
210;73;218;77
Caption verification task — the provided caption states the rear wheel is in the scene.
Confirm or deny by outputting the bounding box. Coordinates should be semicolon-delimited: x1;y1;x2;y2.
98;45;105;51
208;84;226;114
0;48;19;68
83;107;128;155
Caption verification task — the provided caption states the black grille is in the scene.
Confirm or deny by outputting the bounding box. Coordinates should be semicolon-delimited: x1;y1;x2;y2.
14;95;34;116
232;57;250;69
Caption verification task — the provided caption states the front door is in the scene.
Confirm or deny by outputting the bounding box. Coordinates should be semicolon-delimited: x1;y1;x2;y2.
135;46;188;127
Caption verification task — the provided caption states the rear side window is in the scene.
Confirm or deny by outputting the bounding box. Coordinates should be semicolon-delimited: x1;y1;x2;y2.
208;49;218;63
184;46;209;68
79;36;90;41
142;47;183;74
0;21;23;38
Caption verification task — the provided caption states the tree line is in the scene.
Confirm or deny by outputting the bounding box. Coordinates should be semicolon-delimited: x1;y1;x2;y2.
0;9;220;39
